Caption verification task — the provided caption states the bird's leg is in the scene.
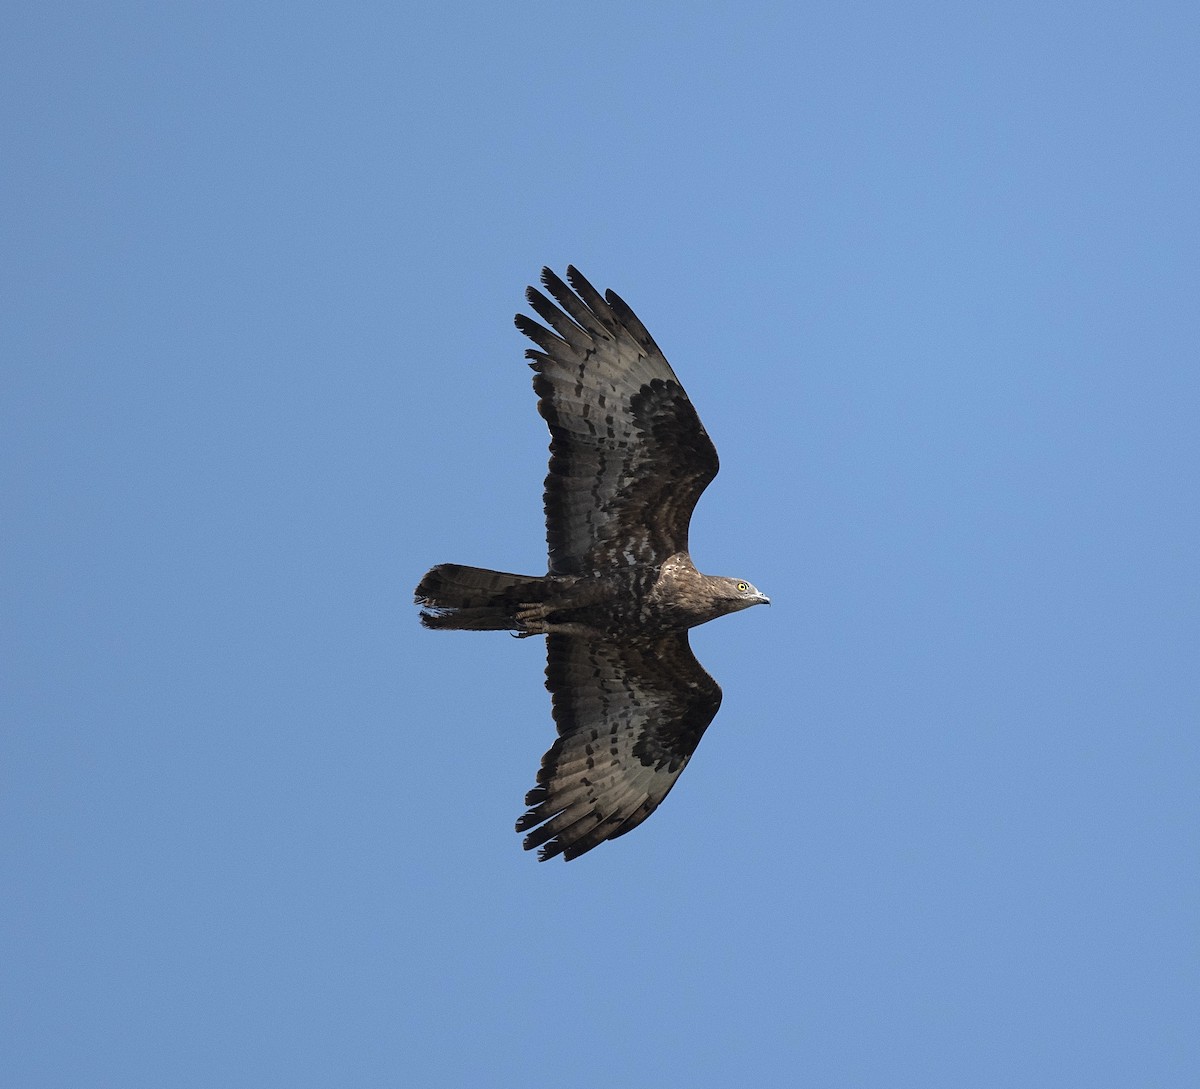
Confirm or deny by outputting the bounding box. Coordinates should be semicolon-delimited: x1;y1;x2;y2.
513;602;552;637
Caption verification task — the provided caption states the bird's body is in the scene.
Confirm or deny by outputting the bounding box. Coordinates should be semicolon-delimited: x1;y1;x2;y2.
415;267;768;860
420;552;755;639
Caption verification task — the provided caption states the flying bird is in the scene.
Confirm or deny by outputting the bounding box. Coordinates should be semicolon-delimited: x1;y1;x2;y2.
415;267;768;861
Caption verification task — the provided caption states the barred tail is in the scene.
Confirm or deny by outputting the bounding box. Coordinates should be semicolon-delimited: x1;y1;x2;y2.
414;564;548;631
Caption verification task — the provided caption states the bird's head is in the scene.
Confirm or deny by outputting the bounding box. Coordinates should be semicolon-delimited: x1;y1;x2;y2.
718;577;770;613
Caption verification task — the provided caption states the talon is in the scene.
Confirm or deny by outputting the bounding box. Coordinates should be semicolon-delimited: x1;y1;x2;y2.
511;602;553;637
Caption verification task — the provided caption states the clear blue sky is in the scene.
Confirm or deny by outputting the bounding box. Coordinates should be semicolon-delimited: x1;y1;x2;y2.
3;3;1198;1086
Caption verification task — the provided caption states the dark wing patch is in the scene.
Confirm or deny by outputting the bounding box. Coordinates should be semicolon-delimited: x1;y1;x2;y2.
516;266;719;576
517;633;723;861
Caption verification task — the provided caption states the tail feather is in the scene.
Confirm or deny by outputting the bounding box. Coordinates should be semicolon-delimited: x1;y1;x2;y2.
415;564;548;631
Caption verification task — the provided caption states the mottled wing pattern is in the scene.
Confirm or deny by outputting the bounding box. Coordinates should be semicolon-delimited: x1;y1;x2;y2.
515;266;720;576
517;633;723;861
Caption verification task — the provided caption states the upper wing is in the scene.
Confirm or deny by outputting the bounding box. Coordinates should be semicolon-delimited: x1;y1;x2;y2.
517;633;723;861
516;267;720;576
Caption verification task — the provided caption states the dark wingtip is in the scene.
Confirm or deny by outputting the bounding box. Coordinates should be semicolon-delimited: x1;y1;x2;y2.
604;286;629;314
513;312;542;338
539;266;570;301
514;291;545;334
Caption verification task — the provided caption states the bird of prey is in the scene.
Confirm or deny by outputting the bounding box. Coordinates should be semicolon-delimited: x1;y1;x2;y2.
415;267;768;861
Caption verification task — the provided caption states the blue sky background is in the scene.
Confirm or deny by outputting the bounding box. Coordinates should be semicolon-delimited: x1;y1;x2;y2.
3;2;1198;1086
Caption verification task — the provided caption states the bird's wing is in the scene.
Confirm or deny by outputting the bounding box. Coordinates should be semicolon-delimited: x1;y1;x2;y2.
517;632;723;861
516;266;720;576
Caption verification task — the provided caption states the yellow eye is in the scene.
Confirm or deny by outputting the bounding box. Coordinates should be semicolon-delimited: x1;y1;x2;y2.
737;582;749;593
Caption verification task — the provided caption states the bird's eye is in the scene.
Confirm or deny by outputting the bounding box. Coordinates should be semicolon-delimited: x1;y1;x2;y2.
737;582;749;593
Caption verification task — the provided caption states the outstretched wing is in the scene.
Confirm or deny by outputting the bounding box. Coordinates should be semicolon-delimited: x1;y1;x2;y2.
517;633;723;861
516;266;720;577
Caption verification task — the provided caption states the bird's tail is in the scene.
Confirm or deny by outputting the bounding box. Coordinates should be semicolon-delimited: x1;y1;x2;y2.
414;564;549;631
